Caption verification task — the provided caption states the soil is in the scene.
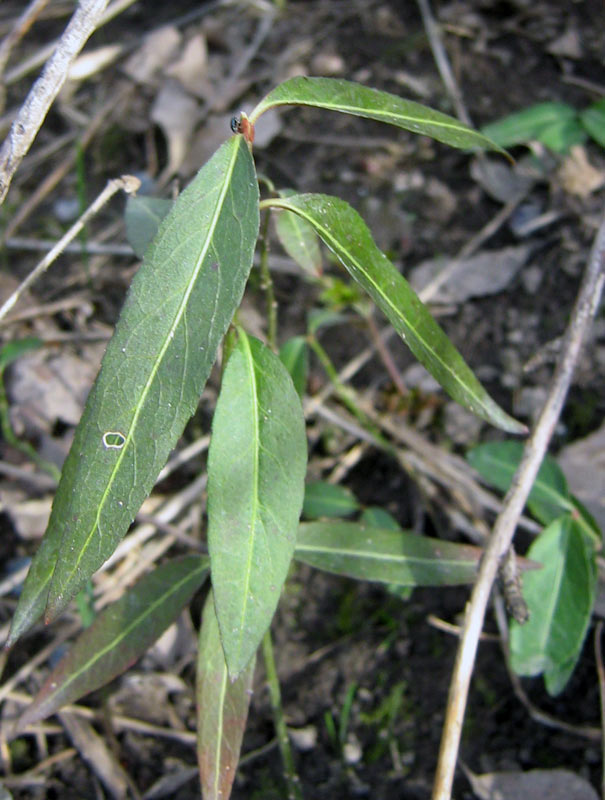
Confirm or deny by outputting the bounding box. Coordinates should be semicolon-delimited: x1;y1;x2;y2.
1;1;605;798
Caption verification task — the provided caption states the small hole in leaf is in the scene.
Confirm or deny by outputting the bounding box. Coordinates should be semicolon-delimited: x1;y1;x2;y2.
103;431;126;450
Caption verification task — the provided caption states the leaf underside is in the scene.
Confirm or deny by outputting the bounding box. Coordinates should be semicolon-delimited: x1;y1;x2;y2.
510;516;596;695
196;590;255;800
207;331;307;678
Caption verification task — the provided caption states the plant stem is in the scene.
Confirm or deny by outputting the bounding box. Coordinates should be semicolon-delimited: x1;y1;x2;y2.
261;629;303;800
259;209;278;350
307;333;388;446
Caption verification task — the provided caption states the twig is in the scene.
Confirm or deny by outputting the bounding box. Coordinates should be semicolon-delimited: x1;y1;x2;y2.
596;621;605;800
0;0;51;83
0;175;140;321
0;0;109;205
364;312;408;396
1;85;132;242
415;0;472;126
3;0;141;87
5;237;134;256
432;205;605;800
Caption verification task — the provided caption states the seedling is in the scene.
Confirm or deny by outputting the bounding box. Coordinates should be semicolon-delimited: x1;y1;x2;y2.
8;77;527;798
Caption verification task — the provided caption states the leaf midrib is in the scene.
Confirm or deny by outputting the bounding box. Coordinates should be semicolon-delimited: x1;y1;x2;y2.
263;96;465;134
236;332;261;667
295;542;472;568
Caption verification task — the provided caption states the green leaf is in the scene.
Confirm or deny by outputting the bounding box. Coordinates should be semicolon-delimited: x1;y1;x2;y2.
250;77;505;153
274;188;322;276
537;117;586;153
279;336;308;397
125;195;173;258
8;136;259;644
196;590;255;800
510;516;596;693
0;337;43;370
207;331;307;678
360;507;401;531
295;522;482;586
302;481;360;519
268;193;525;434
481;102;578;148
467;441;574;525
15;556;209;732
307;308;347;335
580;99;605;148
544;653;580;697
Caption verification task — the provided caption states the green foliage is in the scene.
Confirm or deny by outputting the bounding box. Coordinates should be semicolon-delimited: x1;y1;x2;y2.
268;193;525;433
196;590;255;799
481;99;605;153
10;76;529;797
207;329;306;677
510;517;596;694
468;441;602;695
16;557;209;732
279;336;309;397
302;480;361;518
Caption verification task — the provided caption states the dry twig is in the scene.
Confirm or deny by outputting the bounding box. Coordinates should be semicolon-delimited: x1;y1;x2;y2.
0;175;140;321
432;206;605;800
0;0;109;204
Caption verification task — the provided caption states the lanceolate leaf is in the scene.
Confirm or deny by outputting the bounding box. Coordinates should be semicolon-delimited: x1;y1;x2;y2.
481;102;578;149
8;135;258;644
196;590;255;800
274;188;322;276
295;522;483;586
467;441;574;524
250;77;504;154
207;331;307;678
268;193;525;434
467;442;601;544
279;336;308;398
510;516;596;694
16;556;209;732
125;195;173;258
302;481;360;519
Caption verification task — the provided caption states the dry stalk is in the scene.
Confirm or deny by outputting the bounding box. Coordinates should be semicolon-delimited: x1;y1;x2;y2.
0;175;140;321
0;0;109;204
432;206;605;800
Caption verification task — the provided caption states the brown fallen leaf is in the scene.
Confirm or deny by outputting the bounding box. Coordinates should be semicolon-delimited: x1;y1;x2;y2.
558;145;605;197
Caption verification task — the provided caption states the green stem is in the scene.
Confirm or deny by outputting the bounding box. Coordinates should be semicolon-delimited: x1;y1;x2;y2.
262;629;303;800
259;209;278;350
307;333;390;444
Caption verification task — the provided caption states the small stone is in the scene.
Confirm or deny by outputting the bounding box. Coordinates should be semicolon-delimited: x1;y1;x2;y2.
343;736;363;765
289;725;317;752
